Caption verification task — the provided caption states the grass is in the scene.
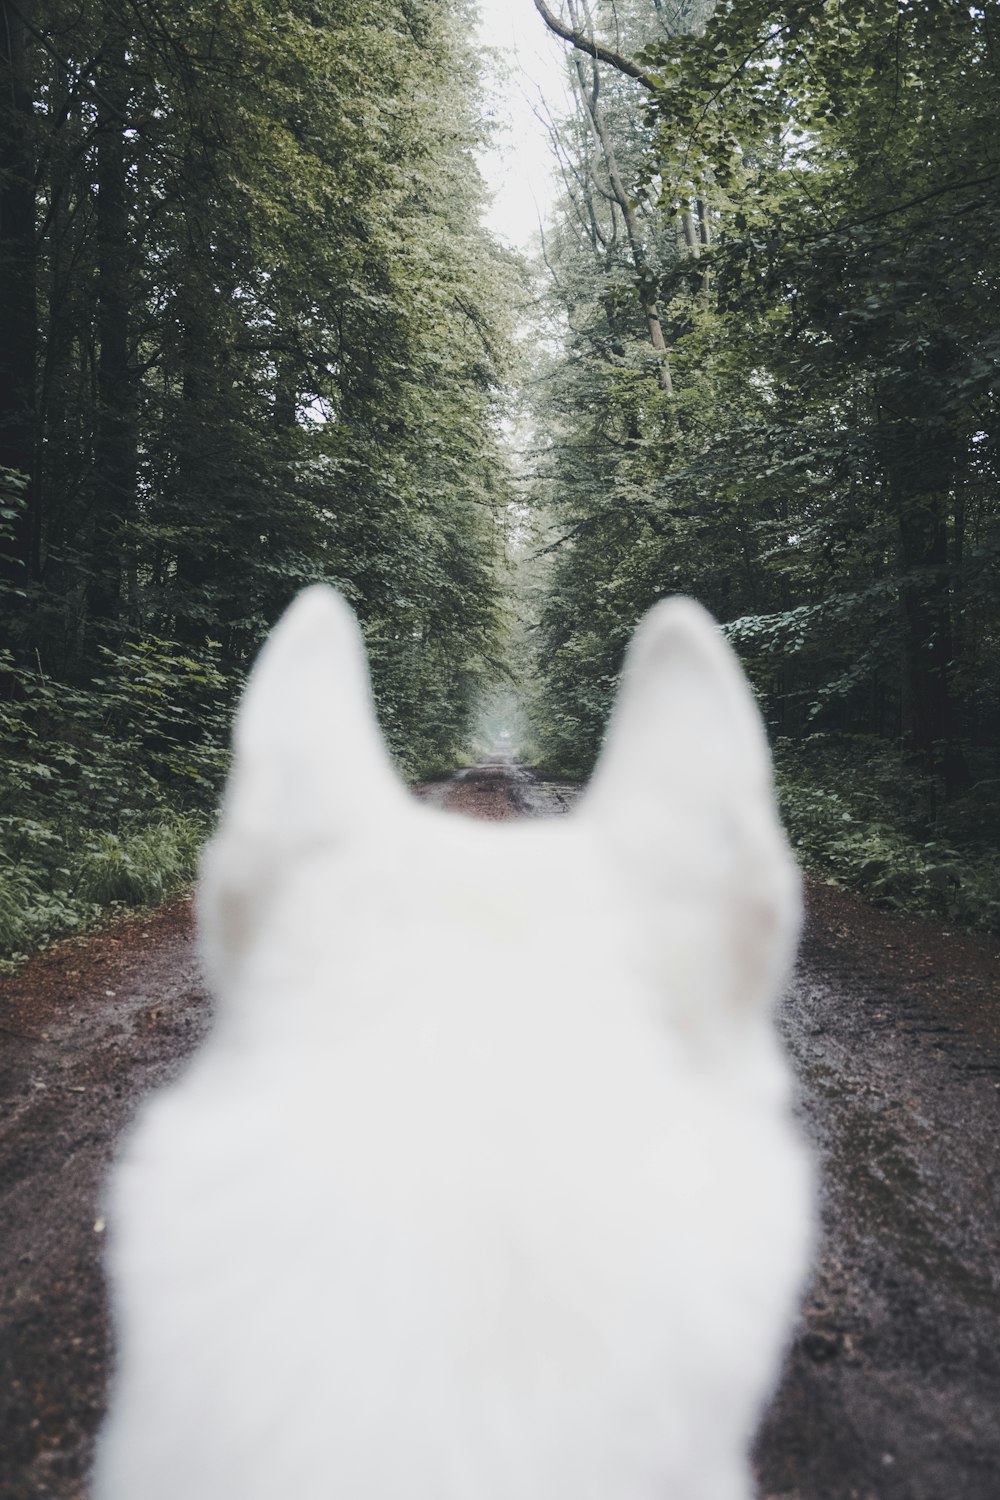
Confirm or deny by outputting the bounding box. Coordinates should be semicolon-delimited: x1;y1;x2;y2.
0;810;208;966
773;737;1000;933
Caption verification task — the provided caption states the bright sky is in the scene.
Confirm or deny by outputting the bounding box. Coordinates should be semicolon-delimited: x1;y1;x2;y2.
475;0;573;249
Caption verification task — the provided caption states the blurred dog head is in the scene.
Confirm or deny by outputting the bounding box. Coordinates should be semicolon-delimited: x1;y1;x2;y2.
96;586;812;1500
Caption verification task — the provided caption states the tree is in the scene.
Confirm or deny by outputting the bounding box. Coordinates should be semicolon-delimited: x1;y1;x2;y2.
526;0;1000;828
1;0;515;762
0;0;38;599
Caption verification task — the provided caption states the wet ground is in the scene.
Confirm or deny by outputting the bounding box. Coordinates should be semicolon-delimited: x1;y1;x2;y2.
758;905;1000;1500
2;761;999;1498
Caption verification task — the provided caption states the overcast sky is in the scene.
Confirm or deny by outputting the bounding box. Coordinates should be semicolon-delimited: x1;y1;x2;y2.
474;0;572;249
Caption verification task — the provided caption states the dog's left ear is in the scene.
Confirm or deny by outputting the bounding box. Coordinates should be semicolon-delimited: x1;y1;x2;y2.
228;585;403;840
199;587;406;982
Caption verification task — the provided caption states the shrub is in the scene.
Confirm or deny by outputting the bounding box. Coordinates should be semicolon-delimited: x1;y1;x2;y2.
74;813;208;908
774;737;1000;932
0;637;227;961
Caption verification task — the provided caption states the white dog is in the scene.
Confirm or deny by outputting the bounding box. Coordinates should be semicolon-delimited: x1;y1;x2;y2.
94;587;812;1500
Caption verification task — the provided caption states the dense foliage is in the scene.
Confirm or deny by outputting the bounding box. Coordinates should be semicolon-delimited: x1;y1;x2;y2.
523;0;1000;926
0;0;514;954
2;0;997;953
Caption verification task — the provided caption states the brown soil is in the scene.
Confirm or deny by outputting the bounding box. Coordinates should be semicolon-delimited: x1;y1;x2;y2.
0;898;208;1499
756;881;1000;1500
1;767;998;1499
413;762;525;819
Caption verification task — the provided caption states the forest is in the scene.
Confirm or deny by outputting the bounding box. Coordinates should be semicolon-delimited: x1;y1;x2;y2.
1;0;998;956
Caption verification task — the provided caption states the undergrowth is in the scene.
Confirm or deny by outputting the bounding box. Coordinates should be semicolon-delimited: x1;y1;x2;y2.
0;624;475;964
0;812;208;962
0;638;227;964
773;736;1000;933
4;642;998;967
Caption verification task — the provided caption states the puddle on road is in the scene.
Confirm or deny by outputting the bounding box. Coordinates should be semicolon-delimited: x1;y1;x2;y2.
413;759;582;819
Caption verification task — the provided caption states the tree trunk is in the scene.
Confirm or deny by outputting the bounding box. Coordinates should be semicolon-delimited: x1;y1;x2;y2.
0;0;39;605
90;18;137;631
571;53;673;394
888;396;968;797
897;490;966;795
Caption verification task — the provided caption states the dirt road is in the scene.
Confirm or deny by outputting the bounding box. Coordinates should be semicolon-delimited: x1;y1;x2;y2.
757;889;1000;1500
2;763;999;1498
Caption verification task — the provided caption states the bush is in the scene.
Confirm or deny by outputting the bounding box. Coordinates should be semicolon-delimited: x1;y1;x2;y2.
74;813;207;908
774;736;1000;932
0;636;228;961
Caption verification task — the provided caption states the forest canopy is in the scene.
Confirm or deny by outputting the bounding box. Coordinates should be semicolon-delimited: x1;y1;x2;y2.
522;0;1000;927
0;0;514;951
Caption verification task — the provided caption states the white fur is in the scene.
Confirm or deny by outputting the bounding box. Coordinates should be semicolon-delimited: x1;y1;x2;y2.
94;587;812;1500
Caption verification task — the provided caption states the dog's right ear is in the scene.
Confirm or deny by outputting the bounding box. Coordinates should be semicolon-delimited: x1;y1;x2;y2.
578;597;800;1019
199;586;406;982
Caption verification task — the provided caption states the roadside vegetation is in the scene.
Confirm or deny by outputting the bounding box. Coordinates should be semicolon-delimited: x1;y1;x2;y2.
1;0;997;957
0;1;514;958
519;0;1000;931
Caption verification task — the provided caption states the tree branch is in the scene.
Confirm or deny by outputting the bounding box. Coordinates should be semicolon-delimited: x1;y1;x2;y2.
532;0;655;89
3;0;130;122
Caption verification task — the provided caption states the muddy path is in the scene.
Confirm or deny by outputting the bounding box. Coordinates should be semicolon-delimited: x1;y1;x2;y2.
2;761;999;1498
757;887;1000;1500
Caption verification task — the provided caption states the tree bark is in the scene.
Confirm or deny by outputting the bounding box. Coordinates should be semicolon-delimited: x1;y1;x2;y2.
572;55;674;394
0;0;39;602
90;16;137;629
681;209;700;255
532;0;656;89
886;397;968;797
897;490;966;795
